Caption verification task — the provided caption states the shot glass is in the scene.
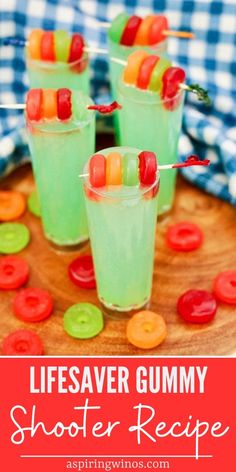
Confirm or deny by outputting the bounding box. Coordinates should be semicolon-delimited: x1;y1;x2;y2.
117;80;184;215
83;146;159;316
108;37;168;143
27;93;95;248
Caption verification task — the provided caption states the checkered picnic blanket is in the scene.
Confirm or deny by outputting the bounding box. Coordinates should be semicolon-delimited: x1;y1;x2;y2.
0;0;236;205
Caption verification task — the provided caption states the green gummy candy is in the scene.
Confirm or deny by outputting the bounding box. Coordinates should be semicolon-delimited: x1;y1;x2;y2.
63;303;104;339
54;30;71;62
27;190;41;218
122;152;139;186
108;12;129;43
0;223;30;254
149;57;172;92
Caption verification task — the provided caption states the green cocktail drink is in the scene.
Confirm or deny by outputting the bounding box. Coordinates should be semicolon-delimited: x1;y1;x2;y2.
117;78;184;215
26;52;90;93
83;147;159;315
27;92;95;248
107;12;168;143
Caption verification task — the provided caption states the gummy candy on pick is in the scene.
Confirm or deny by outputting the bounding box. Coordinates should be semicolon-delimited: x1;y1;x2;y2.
123;50;149;85
137;55;159;89
162;67;186;110
57;88;72;120
122;153;139;186
134;15;156;45
148;57;172;92
41;31;55;61
120;15;142;46
68;33;85;63
149;15;169;44
106;152;122;185
54;30;71;62
109;13;129;43
28;29;44;60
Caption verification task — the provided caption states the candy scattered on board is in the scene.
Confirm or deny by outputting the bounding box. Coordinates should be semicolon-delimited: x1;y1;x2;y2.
27;190;41;217
0;255;29;290
213;271;236;305
166;222;204;252
126;310;167;349
63;303;104;339
0;223;30;254
177;290;218;324
2;329;44;355
68;255;96;290
0;190;26;221
13;287;53;322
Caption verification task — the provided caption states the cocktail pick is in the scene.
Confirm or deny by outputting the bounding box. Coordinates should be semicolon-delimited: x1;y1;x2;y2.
180;83;211;105
102;21;195;39
2;36;109;56
0;101;121;115
2;21;194;49
79;155;210;179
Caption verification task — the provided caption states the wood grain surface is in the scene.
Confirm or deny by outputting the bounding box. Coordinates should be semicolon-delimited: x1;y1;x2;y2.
0;136;236;356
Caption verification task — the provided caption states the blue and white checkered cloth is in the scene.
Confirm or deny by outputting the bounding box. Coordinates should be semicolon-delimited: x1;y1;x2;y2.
0;0;236;205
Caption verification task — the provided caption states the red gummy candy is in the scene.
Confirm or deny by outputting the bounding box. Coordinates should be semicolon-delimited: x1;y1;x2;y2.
68;255;96;289
162;67;186;111
13;287;53;322
89;154;106;188
120;15;142;46
57;88;72;120
177;289;217;324
138;151;157;185
68;33;84;63
137;55;159;89
26;89;43;121
166;222;204;252
41;31;55;61
213;271;236;305
149;15;169;44
0;255;29;290
2;329;44;355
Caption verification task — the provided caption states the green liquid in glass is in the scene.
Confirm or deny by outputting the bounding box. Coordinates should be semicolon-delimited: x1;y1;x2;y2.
26;51;90;93
108;38;168;144
27;97;95;247
84;147;159;313
117;82;184;215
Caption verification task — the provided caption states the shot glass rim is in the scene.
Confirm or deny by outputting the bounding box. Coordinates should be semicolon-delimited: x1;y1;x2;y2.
83;146;160;200
26;49;89;70
117;77;185;106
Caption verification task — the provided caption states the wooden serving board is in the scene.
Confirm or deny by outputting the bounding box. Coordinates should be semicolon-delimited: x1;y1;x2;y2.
1;137;236;356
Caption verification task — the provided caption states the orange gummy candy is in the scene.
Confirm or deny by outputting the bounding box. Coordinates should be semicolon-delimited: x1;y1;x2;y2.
106;152;122;185
123;50;149;85
0;191;26;221
43;89;57;120
134;15;156;45
126;310;167;349
28;29;44;60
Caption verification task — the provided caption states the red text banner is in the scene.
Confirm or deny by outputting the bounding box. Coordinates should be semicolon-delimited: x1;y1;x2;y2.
0;357;235;472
